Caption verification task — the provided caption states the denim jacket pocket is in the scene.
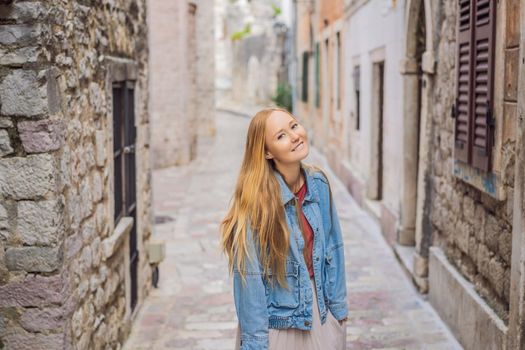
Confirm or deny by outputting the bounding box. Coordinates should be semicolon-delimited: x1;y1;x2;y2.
266;260;300;308
324;252;336;287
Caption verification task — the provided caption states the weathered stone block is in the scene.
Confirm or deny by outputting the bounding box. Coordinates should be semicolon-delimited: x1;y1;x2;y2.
504;48;519;102
84;140;96;170
473;205;486;241
0;274;65;307
80;244;92;271
0;202;8;240
0;154;56;200
468;236;478;259
98;265;109;285
0;69;47;117
498;227;512;265
59;145;71;190
488;257;506;299
65;233;83;260
77;331;91;349
0;47;39;66
89;274;100;293
17;119;65;153
0;117;13;128
17;199;63;246
462;196;475;224
91;236;101;268
86;301;95;330
5;246;61;272
79;177;94;219
20;307;64;332
71;306;84;338
92;171;103;203
0;244;8;283
477;244;492;279
450;189;461;214
94;130;107;167
2;330;65;350
94;202;106;235
0;129;14;156
484;215;500;253
502;150;514;185
504;268;511;303
458;255;477;281
89;82;104;115
456;220;471;254
81;217;96;243
0;24;41;45
0;3;45;22
94;287;105;311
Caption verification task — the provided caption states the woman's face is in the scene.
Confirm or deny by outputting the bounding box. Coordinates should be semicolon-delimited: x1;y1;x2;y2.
264;110;309;164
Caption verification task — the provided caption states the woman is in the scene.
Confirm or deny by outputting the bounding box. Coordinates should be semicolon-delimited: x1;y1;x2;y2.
220;108;348;350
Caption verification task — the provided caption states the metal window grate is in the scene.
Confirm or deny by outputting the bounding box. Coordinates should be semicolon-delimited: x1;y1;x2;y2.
112;81;139;311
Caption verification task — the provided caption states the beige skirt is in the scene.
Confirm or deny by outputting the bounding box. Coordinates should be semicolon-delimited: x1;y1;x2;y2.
234;278;347;350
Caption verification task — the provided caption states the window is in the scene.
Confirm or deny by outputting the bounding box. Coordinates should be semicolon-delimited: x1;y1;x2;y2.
301;51;309;102
353;65;361;130
315;43;320;107
453;0;496;172
112;81;138;311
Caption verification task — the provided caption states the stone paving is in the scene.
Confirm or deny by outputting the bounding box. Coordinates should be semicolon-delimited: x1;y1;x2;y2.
124;110;463;350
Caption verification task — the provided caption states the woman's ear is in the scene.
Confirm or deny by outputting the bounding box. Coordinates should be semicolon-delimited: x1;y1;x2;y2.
265;152;274;160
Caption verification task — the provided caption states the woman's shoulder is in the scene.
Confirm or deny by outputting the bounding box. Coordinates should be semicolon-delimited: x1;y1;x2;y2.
303;163;329;185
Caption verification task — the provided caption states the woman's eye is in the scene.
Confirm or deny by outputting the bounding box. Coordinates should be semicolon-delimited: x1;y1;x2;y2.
277;134;285;140
292;123;298;129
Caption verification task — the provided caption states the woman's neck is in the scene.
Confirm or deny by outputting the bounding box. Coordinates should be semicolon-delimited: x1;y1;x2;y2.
275;162;303;193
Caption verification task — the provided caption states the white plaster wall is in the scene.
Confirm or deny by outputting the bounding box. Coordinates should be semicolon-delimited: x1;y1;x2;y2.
343;0;405;211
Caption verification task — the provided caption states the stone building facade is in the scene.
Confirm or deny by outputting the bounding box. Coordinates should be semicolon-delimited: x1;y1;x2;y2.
148;0;215;169
217;0;292;106
0;1;153;349
294;0;525;349
424;0;522;348
295;0;407;248
294;0;345;154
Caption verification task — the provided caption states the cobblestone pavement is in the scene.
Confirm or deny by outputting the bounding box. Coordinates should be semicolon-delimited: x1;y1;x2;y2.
124;110;462;350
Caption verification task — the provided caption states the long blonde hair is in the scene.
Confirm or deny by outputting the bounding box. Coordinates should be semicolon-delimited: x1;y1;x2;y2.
220;107;305;287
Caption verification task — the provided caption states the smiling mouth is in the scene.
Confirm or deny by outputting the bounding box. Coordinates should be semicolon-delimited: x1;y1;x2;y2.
292;141;304;152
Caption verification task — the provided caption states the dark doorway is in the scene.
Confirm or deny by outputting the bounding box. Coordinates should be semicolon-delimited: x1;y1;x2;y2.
368;61;385;201
113;81;138;311
377;62;384;200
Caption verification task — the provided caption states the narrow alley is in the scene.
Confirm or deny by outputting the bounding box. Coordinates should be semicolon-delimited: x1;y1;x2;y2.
1;0;525;349
124;110;461;349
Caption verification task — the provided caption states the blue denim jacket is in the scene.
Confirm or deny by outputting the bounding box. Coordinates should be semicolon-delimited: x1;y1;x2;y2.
233;166;348;350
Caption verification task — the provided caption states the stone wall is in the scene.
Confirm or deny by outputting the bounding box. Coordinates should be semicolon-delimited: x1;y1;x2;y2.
0;1;153;349
429;0;518;323
149;0;215;169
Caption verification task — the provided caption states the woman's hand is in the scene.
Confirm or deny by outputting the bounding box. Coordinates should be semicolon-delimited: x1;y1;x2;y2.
338;317;348;326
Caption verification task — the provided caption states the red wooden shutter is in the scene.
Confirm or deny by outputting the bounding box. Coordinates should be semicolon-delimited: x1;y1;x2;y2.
471;0;496;171
454;0;472;163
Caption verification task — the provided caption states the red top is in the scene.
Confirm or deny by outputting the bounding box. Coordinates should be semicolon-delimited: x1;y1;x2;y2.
295;181;315;278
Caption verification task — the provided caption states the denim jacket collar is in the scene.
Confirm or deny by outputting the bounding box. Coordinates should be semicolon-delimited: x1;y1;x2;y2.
273;164;320;205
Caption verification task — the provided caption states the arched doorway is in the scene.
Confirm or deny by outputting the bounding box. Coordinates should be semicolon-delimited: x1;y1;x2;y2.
398;0;434;292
